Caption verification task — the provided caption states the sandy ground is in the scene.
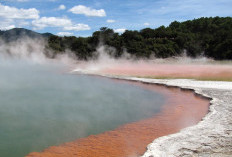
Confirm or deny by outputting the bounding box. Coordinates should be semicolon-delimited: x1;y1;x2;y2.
26;79;209;157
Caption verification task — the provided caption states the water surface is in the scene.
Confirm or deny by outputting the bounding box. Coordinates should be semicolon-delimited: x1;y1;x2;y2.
0;58;165;157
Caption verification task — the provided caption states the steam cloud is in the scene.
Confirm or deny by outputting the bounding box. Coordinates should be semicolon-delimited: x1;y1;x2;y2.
0;38;78;67
0;38;47;63
1;37;231;80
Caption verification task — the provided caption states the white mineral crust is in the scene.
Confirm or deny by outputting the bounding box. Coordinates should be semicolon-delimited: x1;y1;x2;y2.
107;77;232;157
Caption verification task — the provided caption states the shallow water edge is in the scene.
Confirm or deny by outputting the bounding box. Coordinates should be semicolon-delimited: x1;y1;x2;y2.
26;75;210;157
107;76;232;157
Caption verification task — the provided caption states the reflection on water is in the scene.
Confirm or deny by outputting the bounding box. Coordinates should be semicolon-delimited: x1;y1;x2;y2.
0;58;165;157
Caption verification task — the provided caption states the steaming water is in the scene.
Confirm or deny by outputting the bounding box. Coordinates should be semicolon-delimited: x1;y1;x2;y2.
0;58;165;157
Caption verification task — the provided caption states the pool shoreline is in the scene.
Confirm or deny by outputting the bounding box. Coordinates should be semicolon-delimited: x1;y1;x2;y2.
107;76;232;157
26;75;211;157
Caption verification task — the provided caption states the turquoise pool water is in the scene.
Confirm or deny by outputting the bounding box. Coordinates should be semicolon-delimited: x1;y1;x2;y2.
0;58;165;157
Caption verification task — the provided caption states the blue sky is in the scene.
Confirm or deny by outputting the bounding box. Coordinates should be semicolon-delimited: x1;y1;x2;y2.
0;0;232;37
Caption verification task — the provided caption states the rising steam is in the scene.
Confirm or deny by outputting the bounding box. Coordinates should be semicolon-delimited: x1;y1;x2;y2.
0;38;78;67
0;38;47;63
1;37;231;80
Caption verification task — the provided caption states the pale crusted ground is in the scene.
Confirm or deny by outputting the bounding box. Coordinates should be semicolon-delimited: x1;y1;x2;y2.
106;77;232;157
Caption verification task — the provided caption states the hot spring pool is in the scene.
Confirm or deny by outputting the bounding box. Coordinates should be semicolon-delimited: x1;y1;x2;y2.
0;59;165;157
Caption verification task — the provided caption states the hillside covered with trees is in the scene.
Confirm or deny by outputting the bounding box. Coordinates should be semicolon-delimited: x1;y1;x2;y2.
1;17;231;60
0;28;52;42
47;17;232;60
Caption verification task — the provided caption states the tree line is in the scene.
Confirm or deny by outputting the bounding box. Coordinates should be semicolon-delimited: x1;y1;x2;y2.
47;16;232;60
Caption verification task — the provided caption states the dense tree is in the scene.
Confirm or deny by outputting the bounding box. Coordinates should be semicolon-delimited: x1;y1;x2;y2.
46;17;232;60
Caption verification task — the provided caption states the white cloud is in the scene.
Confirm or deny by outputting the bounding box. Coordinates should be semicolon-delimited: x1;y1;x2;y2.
0;25;15;30
0;19;29;30
32;17;72;29
0;19;13;30
17;20;30;27
69;5;106;17
107;19;116;23
0;3;39;19
57;32;73;36
144;22;150;26
32;16;90;32
64;24;90;31
0;4;35;30
58;4;66;10
114;28;126;33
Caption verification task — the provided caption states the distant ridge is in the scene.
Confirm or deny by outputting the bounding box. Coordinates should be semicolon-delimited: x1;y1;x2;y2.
0;17;231;60
0;28;53;42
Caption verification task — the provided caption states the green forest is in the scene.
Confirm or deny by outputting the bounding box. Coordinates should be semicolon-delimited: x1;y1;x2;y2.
47;17;232;60
1;17;231;60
